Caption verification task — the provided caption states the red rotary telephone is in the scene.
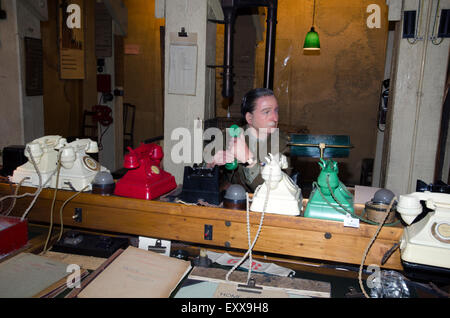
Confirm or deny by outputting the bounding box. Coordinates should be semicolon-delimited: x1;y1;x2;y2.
114;143;177;200
92;105;113;126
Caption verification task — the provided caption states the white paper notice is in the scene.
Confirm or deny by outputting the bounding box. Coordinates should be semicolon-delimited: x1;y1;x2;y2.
168;44;197;95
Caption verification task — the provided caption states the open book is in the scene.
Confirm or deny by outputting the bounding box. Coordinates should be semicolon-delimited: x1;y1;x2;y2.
76;246;192;298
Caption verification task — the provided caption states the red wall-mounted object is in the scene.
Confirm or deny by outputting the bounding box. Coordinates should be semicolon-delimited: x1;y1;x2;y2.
92;105;113;126
0;216;28;256
114;143;177;200
97;74;111;93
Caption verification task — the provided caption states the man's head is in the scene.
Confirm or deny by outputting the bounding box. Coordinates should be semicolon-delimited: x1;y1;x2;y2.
241;88;279;136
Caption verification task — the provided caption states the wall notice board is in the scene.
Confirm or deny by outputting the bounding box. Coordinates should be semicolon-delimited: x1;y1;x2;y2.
168;32;198;96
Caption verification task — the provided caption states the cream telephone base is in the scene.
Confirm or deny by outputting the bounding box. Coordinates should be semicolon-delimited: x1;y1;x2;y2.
250;154;302;216
397;191;450;270
10;136;108;192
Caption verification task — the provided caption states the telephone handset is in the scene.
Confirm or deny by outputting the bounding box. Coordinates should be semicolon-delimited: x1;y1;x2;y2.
58;139;99;170
10;136;68;187
225;124;241;171
377;79;390;131
25;135;67;163
92;105;113;126
123;144;163;170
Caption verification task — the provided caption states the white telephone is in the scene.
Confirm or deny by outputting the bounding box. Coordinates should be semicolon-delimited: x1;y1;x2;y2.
10;135;67;187
396;191;450;270
250;153;302;216
10;136;108;192
52;138;109;191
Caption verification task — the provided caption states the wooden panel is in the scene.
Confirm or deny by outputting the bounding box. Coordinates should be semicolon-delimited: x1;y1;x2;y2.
1;183;403;270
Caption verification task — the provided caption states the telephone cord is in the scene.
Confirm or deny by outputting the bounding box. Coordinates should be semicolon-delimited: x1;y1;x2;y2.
2;177;27;216
312;175;399;296
57;184;89;242
42;152;62;253
0;148;58;219
1;146;43;204
358;196;397;298
225;167;271;284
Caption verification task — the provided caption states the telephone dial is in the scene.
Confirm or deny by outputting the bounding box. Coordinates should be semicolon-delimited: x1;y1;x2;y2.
114;143;177;200
92;105;113;126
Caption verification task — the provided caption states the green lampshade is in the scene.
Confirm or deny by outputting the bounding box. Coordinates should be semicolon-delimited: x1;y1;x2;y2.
303;27;320;50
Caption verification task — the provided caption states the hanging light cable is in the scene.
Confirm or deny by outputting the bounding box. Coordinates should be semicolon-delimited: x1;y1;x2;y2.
304;0;320;50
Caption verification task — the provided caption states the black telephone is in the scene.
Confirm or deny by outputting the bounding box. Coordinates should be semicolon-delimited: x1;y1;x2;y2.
377;79;390;131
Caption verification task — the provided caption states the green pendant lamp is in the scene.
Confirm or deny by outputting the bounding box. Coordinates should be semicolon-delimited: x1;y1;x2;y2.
304;0;320;50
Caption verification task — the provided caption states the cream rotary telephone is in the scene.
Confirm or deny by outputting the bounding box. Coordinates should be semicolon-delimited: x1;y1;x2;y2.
250;153;302;216
397;191;450;270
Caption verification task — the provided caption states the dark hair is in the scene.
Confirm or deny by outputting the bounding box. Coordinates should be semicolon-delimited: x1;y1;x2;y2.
241;88;275;117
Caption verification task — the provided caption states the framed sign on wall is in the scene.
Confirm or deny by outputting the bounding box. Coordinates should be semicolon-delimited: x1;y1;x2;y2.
58;0;85;79
24;37;43;96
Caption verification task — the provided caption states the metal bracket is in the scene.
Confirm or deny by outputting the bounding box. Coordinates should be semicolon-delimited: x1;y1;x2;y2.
237;278;263;294
147;239;166;254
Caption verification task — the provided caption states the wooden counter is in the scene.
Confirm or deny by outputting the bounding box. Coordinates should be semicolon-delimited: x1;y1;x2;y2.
0;183;404;270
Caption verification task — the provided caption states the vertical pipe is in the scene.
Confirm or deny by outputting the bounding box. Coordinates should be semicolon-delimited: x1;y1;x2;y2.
222;6;236;98
264;0;277;89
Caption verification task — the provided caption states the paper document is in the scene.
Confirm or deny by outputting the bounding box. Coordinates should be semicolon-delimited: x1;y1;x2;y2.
206;251;295;277
78;246;191;298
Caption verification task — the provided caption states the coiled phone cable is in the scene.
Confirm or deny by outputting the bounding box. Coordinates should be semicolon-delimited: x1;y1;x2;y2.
225;167;272;285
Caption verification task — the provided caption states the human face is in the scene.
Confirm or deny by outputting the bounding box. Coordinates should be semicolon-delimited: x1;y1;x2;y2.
245;95;279;137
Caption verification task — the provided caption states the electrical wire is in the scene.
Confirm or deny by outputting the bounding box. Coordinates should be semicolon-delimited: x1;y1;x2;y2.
57;184;89;242
2;177;27;216
0;146;59;220
431;0;444;45
41;152;62;254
